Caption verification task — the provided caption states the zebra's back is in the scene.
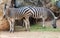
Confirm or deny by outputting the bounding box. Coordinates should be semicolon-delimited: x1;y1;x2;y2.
28;7;48;18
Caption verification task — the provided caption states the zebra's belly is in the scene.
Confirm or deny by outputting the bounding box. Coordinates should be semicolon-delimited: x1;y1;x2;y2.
32;15;43;19
32;15;47;19
8;15;23;20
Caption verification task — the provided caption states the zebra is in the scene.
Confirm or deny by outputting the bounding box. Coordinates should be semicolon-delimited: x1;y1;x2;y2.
28;6;57;28
3;4;32;32
3;3;57;32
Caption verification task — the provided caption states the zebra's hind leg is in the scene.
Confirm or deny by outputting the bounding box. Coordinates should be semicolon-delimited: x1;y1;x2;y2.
11;19;15;32
8;18;15;33
8;18;12;32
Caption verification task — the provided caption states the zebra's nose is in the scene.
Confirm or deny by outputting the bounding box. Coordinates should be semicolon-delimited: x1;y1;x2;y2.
52;23;57;29
53;26;57;28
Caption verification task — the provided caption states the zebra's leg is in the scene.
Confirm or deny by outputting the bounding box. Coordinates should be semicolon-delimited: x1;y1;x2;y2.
36;18;37;24
7;18;12;32
23;19;27;31
11;19;15;32
23;19;25;27
23;16;30;31
42;18;45;27
26;17;30;31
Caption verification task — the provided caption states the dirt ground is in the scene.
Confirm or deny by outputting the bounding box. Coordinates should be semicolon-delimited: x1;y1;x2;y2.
0;32;60;38
0;20;60;38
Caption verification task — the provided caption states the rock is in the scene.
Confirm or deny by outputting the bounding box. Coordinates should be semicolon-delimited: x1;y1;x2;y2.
0;0;11;31
0;17;9;31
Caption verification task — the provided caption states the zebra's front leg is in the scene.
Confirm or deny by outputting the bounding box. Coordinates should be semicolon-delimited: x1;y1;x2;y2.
23;18;30;31
42;18;45;27
23;19;28;31
26;18;30;31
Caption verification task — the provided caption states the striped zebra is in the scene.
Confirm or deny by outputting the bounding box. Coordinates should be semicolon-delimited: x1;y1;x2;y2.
3;4;32;32
28;6;57;28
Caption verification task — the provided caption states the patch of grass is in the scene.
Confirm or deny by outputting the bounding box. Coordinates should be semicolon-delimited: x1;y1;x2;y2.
30;24;60;32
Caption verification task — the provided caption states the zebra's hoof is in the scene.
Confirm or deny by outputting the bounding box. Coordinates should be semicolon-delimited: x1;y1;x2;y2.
9;30;14;33
9;31;12;33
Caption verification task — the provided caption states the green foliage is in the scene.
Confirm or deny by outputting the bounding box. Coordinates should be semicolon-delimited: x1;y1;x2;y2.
51;0;59;5
15;23;60;32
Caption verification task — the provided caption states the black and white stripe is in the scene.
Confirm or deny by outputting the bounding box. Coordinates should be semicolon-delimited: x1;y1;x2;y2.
28;6;57;28
28;7;54;18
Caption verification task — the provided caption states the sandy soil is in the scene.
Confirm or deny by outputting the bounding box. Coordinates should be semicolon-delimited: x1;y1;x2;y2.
0;32;60;38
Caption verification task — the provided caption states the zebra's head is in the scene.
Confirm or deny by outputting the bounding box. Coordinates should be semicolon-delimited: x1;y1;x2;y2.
46;8;57;28
51;14;58;28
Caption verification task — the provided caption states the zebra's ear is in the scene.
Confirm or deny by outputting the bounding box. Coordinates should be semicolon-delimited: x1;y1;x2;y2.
4;3;7;9
3;3;7;16
4;3;9;9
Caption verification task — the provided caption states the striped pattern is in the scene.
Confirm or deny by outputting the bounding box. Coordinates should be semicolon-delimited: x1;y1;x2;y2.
29;7;48;19
28;6;57;28
28;6;56;19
